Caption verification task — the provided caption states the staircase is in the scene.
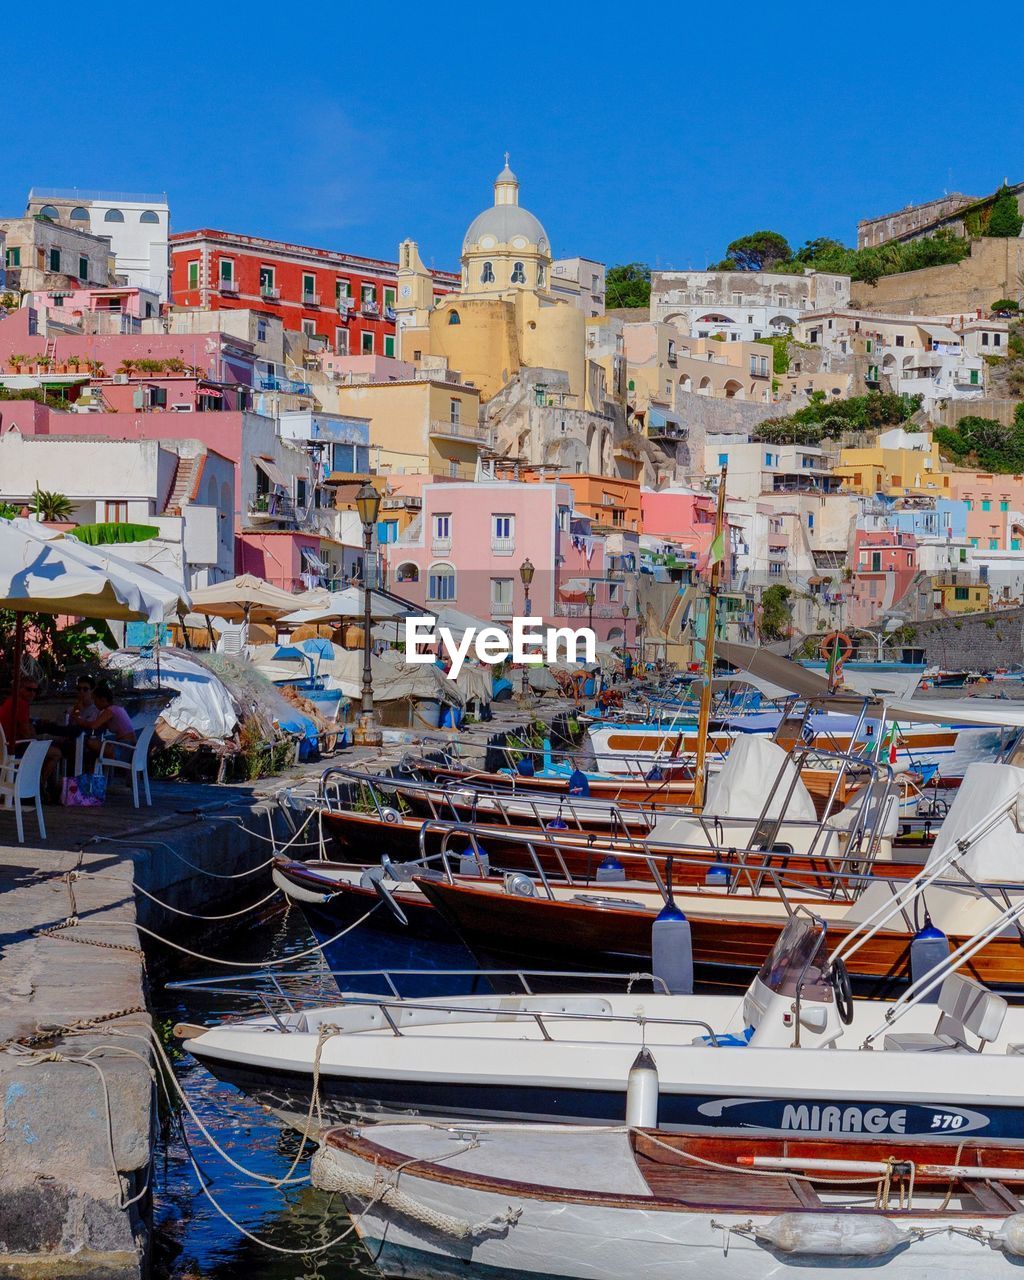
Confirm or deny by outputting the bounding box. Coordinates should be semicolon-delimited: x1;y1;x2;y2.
163;454;200;515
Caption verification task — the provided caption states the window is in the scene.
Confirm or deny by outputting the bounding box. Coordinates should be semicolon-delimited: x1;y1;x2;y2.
490;578;513;613
982;332;990;347
448;310;461;325
377;519;399;544
38;204;60;220
47;247;61;272
5;246;20;267
432;513;451;542
336;279;351;308
479;260;496;284
995;333;1002;348
395;562;419;583
428;564;456;601
955;586;969;601
255;318;268;343
965;499;973;511
895;335;905;347
103;208;124;222
296;478;307;507
449;398;461;425
971;537;979;547
537;264;546;287
970;369;980;385
361;331;374;354
807;512;815;531
104;501;128;522
990;538;1000;549
301;318;316;337
384;335;395;358
1001;500;1010;511
139;210;160;224
219;258;234;283
302;272;316;301
492;514;514;548
361;283;377;305
982;499;992;511
718;452;728;466
335;328;348;355
259;266;275;294
187;260;200;289
69;206;89;221
865;339;873;353
511;261;526;284
1013;539;1021;551
78;255;89;279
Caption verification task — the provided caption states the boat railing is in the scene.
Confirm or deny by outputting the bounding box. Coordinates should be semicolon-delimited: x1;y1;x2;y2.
860;892;1024;1048
315;763;664;839
831;786;1024;969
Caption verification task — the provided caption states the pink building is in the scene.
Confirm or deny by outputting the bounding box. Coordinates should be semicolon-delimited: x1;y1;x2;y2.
848;529;918;628
25;284;160;327
641;488;720;554
946;471;1024;551
384;480;634;643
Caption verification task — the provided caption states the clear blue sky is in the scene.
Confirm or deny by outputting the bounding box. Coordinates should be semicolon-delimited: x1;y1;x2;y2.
6;0;1023;275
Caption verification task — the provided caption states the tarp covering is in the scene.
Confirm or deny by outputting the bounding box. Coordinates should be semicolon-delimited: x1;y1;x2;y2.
923;762;1024;882
106;649;240;741
717;641;832;699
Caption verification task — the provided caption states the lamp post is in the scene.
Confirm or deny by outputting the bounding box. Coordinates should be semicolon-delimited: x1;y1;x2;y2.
519;557;535;697
353;481;382;747
585;584;596;636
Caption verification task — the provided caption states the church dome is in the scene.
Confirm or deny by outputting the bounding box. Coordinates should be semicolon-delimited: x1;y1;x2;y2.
462;157;550;257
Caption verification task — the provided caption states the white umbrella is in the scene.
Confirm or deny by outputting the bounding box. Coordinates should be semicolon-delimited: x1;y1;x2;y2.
0;518;191;705
278;587;416;626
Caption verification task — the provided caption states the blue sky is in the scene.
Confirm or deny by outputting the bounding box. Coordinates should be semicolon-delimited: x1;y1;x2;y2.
6;0;1023;275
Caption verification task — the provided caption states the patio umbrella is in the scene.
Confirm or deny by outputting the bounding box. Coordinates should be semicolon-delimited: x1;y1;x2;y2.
188;573;320;624
278;587;417;626
0;518;191;708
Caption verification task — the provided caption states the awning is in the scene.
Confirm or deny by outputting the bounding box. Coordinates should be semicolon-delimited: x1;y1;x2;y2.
648;407;682;430
300;547;329;575
252;455;289;487
918;323;958;343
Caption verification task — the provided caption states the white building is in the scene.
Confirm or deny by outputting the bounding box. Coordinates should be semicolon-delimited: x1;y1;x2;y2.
0;430;233;587
651;269;850;343
26;188;170;299
550;257;606;316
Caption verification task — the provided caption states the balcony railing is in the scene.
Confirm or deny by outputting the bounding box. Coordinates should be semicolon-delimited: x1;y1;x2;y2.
431;536;452;555
220;278;240;294
490;601;515;619
337;295;353;313
260;285;280;301
361;300;379;317
491;536;515;556
259;375;312;396
429;419;491;443
303;292;321;306
248;493;296;523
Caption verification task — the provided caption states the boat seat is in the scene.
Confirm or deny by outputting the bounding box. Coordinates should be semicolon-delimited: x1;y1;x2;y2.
884;972;1007;1053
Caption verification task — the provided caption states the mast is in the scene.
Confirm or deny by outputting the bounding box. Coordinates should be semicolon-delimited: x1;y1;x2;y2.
691;466;728;811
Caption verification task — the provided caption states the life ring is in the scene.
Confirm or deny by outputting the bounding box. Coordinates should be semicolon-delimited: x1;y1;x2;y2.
820;631;854;664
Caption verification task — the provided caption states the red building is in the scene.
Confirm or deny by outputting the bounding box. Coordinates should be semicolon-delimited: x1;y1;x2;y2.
848;528;918;628
169;229;459;357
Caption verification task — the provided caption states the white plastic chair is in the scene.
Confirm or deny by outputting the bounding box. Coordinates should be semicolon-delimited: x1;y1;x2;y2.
94;723;155;808
0;738;50;843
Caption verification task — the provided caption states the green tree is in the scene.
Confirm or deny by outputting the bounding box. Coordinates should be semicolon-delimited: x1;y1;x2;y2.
985;186;1023;239
605;263;651;309
759;585;792;641
992;299;1020;315
718;231;792;272
792;237;847;264
33;489;74;522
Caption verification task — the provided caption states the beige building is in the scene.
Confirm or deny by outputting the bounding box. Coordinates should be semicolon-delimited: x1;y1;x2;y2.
325;376;485;480
857;193;979;249
625;323;775;407
0;215;116;293
849;237;1024;317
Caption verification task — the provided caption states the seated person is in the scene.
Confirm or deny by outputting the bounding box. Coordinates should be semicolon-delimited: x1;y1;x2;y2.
84;681;137;767
0;677;63;790
69;676;100;730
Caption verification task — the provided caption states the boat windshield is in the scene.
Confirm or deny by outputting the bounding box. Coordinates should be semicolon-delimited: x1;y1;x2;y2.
755;913;831;999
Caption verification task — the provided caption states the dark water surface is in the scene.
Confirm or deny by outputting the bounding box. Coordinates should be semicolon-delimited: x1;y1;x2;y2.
150;902;375;1280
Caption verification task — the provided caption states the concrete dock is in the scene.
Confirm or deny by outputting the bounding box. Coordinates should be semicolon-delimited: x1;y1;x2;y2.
0;769;319;1280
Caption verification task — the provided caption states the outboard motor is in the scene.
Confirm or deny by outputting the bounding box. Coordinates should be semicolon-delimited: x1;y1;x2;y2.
651;857;693;994
911;915;950;1003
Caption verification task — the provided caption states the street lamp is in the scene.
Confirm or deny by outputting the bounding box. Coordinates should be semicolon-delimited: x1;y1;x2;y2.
353;481;382;747
518;558;535;698
585;584;596;635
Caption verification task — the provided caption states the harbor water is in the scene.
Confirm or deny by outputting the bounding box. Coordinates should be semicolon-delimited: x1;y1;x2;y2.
151;902;372;1280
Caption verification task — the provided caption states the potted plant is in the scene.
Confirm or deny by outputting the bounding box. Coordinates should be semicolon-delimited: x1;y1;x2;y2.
117;359;137;376
33;488;74;525
8;354;28;373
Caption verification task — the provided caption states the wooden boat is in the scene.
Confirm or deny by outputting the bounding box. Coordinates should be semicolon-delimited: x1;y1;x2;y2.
314;1121;1024;1279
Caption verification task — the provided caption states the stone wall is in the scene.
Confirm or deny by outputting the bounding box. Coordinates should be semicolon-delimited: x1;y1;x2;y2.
850;238;1024;318
910;607;1024;668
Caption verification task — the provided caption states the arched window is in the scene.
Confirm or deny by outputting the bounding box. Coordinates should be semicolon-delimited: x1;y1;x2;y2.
427;563;456;601
395;562;420;584
480;261;494;284
537;264;546;287
37;204;60;220
104;208;125;223
511;261;526;284
69;206;89;221
448;310;461;325
139;210;160;224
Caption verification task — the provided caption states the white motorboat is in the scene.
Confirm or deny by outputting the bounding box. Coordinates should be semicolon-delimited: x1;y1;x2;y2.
314;1120;1024;1279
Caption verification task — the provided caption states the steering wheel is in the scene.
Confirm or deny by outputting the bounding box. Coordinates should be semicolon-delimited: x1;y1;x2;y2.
830;958;855;1025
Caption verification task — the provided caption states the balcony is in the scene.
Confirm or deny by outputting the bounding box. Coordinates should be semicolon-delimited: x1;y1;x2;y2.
247;493;296;524
302;292;322;307
260;285;280;301
491;536;515;556
220;278;240;294
259;374;312;396
431;536;452;556
490;601;515;619
429;419;491;444
361;300;379;317
337;295;353;314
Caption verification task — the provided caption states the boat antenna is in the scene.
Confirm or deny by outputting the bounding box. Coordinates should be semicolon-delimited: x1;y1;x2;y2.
691;465;727;811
